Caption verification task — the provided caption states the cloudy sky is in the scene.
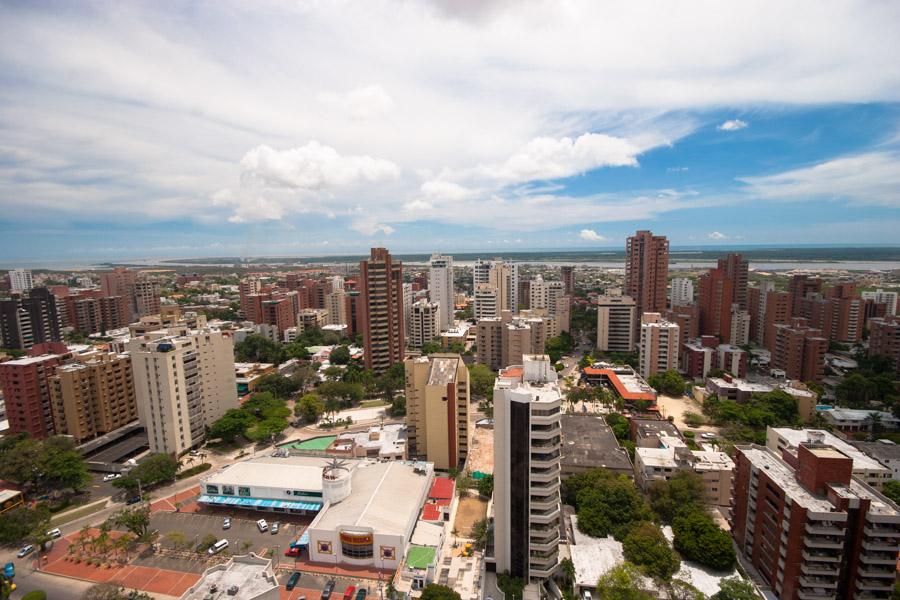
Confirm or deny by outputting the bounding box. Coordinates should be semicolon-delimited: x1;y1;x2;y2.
2;0;900;261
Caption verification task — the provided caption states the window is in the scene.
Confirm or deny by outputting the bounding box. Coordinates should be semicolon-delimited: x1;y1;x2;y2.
206;485;219;494
238;486;251;497
342;543;374;559
222;485;234;495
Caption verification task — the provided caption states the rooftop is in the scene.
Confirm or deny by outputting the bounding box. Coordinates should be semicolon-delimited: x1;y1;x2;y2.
737;445;835;513
633;419;681;440
427;356;459;386
332;424;407;457
636;446;680;469
769;427;890;473
821;407;900;424
569;515;625;587
311;460;433;536
560;415;632;472
691;450;735;472
852;440;900;462
180;555;278;600
583;367;656;401
204;455;330;493
707;377;772;393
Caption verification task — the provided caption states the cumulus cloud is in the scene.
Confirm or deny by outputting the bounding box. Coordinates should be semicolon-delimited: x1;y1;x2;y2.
579;229;606;242
239;142;400;190
351;219;395;236
718;119;748;131
738;152;900;207
708;231;728;240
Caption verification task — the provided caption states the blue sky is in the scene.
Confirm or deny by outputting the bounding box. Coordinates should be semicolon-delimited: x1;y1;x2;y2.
1;1;900;262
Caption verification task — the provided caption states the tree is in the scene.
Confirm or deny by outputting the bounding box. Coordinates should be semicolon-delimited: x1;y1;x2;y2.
476;474;494;498
419;584;461;600
114;504;152;539
883;480;900;505
648;471;707;524
0;504;51;545
672;509;736;571
233;334;284;364
387;395;406;417
253;374;301;399
420;341;443;356
571;470;653;540
605;413;630;441
622;522;681;581
711;578;758;600
376;363;406;402
497;572;526;600
295;393;325;423
545;331;574;363
468;364;496;400
245;416;288;442
648;370;686;396
40;436;92;492
329;345;351;365
114;453;180;492
595;563;654;600
318;381;364;408
209;409;256;442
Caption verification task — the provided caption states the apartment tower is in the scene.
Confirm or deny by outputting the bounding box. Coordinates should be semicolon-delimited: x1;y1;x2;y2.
638;312;680;379
428;254;454;331
493;355;562;582
625;231;669;336
359;248;405;374
596;295;636;352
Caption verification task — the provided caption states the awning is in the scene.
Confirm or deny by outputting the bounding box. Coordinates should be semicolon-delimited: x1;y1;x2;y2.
198;495;322;511
290;531;310;548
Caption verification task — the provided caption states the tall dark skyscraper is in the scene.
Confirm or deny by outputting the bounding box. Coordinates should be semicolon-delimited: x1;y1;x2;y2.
0;287;61;350
359;248;405;374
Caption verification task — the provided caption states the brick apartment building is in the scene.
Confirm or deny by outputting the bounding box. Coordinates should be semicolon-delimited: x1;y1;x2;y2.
772;318;827;383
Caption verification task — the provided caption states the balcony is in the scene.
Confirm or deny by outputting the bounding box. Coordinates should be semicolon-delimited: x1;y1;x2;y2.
801;563;839;577
798;577;837;590
797;591;834;600
861;539;900;552
859;551;898;565
863;524;900;537
530;506;560;524
806;523;844;536
530;495;558;510
857;566;897;579
857;579;894;592
802;550;841;563
530;480;560;495
529;535;560;552
804;536;843;550
530;466;560;482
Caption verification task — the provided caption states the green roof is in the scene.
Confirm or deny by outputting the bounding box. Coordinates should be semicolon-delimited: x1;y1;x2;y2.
288;435;337;451
405;545;437;570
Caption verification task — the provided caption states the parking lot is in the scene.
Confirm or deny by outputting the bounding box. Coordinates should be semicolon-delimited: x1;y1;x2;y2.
151;511;303;556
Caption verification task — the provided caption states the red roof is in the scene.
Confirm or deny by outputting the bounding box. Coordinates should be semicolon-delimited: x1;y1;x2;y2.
429;477;454;500
582;367;657;402
422;504;442;521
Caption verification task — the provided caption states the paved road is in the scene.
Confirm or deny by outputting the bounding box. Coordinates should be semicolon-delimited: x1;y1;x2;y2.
9;568;91;599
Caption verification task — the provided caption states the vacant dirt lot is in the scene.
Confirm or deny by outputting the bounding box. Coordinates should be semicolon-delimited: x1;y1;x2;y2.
454;496;488;537
655;393;720;435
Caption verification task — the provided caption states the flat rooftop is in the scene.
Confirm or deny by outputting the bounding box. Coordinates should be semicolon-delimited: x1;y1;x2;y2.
427;357;459;386
707;377;772;393
583;367;656;401
333;424;407;456
181;555;278;600
312;460;432;536
205;455;331;493
738;446;838;513
636;446;680;469
569;515;625;587
633;419;680;440
852;440;900;462
560;415;632;473
691;450;735;472
770;428;889;473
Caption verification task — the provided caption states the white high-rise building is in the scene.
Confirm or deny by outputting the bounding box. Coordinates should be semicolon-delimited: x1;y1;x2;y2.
473;259;491;286
127;328;238;455
596;295;637;352
754;280;775;344
862;289;899;316
529;276;566;316
638;312;680;378
474;284;499;321
408;300;440;349
428;254;454;331
473;260;518;318
9;269;33;292
729;305;751;346
493;355;562;582
325;289;347;326
402;282;414;338
669;277;694;306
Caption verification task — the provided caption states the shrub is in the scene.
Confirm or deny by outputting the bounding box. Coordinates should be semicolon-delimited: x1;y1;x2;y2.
22;592;47;600
176;463;212;480
673;509;736;571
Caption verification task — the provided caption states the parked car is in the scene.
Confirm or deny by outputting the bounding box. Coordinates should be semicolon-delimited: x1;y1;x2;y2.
321;580;336;600
355;588;368;600
208;539;229;555
286;571;301;591
271;522;280;535
102;473;120;482
126;496;142;505
343;585;356;600
700;432;717;439
223;518;231;530
46;528;62;539
256;519;268;532
17;545;34;558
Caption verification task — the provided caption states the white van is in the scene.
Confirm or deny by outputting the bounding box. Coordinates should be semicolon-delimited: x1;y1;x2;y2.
256;519;268;532
208;539;229;555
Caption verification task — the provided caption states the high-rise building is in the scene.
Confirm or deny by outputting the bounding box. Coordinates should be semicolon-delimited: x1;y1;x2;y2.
869;316;900;372
473;259;492;286
8;269;33;292
731;437;900;600
528;276;566;315
404;353;471;470
788;275;822;317
100;267;137;298
596;295;636;352
772;317;828;383
0;352;64;438
325;288;347;326
698;266;735;341
749;281;775;345
408;300;440;350
359;248;405;374
473;260;518;316
131;278;161;318
476;311;554;371
127;328;238;455
730;305;751;346
719;253;749;310
625;231;669;337
638;312;680;379
0;288;62;350
474;284;500;321
560;266;575;297
664;303;699;341
802;283;865;344
238;277;262;318
493;355;562;582
862;290;898;317
763;290;793;351
49;353;138;443
669;277;694;306
428;254;454;331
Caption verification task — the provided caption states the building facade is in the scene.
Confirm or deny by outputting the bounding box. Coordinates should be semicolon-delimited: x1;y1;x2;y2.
596;295;636;352
625;230;669;335
8;269;33;292
408;300;441;350
359;248;405;374
638;313;680;379
669;277;694;306
428;254;454;331
772;317;828;383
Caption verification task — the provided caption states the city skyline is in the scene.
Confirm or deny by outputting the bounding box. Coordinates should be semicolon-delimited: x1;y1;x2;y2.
1;2;900;260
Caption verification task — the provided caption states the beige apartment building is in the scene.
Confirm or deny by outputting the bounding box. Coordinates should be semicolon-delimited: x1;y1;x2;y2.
638;312;680;378
127;328;238;455
297;308;329;332
404;353;471;470
476;310;552;371
408;300;440;349
49;352;138;443
596;295;636;352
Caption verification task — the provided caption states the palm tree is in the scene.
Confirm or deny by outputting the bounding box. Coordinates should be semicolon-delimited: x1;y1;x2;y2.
866;412;884;440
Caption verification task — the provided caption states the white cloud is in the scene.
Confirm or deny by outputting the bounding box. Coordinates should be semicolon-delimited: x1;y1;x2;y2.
717;119;748;131
351;219;395;236
738;151;900;207
318;85;394;120
708;231;728;240
579;229;606;242
420;180;476;201
239;142;400;190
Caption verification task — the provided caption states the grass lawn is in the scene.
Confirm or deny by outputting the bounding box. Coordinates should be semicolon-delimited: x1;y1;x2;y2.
360;399;388;408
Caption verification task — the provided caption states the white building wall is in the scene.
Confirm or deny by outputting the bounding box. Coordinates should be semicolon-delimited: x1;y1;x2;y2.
428;254;454;331
669;277;694;306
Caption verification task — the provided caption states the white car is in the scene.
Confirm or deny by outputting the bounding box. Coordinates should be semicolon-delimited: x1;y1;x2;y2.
47;528;62;539
700;432;717;440
256;519;268;532
102;473;121;482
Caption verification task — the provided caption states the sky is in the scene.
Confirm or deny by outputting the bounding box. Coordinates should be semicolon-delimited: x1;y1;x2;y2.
1;0;900;261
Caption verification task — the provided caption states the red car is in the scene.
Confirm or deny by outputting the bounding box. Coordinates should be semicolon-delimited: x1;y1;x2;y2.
343;585;356;600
